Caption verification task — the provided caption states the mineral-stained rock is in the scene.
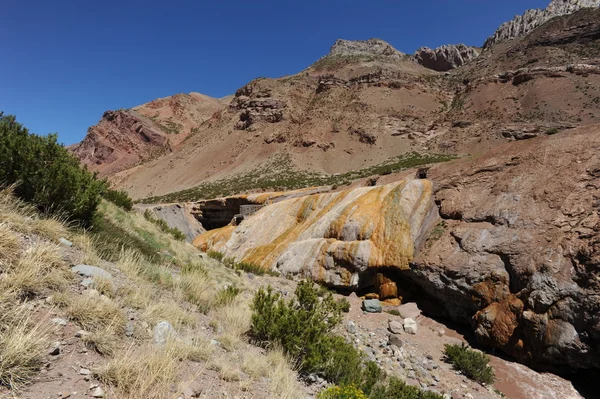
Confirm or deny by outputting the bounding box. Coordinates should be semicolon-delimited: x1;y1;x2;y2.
413;44;479;72
410;124;600;370
193;180;437;290
484;0;600;48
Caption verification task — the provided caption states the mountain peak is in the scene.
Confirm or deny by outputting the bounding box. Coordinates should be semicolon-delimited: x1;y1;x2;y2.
484;0;600;48
327;38;405;59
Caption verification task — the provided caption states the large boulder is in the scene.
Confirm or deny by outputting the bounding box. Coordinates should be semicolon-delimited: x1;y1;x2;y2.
194;180;437;291
410;124;600;370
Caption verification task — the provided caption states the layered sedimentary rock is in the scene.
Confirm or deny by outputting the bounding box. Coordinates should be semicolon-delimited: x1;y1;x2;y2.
412;124;600;370
194;180;437;290
483;0;600;48
134;203;205;243
413;44;479;71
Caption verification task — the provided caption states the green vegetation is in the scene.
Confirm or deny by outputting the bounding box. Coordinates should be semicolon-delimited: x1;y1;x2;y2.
141;152;456;203
546;128;559;135
207;250;225;261
443;343;495;385
370;377;444;399
337;297;351;313
0;113;105;226
318;385;368;399
103;188;134;211
385;309;401;317
142;210;186;241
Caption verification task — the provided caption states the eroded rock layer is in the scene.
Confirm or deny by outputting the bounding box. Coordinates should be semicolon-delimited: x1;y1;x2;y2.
193;180;437;289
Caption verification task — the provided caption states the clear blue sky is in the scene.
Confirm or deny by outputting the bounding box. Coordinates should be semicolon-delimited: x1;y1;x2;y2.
1;0;549;144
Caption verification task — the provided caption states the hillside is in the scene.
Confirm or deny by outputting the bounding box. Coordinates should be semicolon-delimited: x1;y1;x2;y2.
73;8;600;202
71;93;228;176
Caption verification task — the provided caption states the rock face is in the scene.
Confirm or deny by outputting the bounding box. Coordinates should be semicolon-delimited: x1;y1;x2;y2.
412;124;600;370
71;93;227;176
413;44;479;71
194;180;437;291
484;0;600;48
134;203;206;242
327;38;405;59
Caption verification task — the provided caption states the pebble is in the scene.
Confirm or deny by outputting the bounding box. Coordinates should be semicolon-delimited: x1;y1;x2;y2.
346;320;357;334
388;319;404;334
51;318;68;326
79;368;91;375
75;330;90;338
58;237;73;247
48;343;60;356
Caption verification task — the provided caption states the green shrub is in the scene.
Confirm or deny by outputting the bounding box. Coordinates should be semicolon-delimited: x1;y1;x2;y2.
103;188;133;211
546;128;559;135
216;285;240;306
0;113;105;226
385;309;401;317
251;281;366;383
337;298;351;313
361;361;383;396
142;210;186;241
318;385;368;399
207;250;225;261
370;376;444;399
443;343;495;385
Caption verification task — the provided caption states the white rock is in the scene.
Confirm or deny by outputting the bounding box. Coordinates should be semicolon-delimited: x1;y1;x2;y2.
404;318;418;334
153;321;174;345
91;386;105;398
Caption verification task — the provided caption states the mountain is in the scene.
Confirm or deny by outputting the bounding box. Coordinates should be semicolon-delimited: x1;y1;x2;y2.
413;44;480;71
484;0;600;48
71;92;227;176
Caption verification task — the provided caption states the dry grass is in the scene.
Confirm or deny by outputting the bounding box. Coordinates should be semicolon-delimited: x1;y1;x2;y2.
97;341;182;399
172;336;214;362
60;292;126;334
209;357;241;382
92;276;115;298
143;300;197;329
241;350;269;379
266;349;304;399
1;242;71;299
179;269;218;313
212;300;251;351
0;311;51;389
82;322;120;356
0;223;21;266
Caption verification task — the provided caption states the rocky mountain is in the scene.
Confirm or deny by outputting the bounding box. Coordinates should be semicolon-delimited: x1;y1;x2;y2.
484;0;600;48
327;38;405;59
71;92;227;176
413;44;480;71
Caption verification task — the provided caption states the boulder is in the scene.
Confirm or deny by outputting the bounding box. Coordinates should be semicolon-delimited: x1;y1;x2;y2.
397;302;421;320
362;299;382;313
71;265;112;280
404;318;418;334
388;334;403;348
388;319;404;334
153;321;174;345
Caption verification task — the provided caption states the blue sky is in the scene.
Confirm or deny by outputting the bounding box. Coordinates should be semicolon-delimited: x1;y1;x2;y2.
1;0;549;144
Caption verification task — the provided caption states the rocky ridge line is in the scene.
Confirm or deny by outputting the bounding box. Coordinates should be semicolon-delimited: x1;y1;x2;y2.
483;0;600;49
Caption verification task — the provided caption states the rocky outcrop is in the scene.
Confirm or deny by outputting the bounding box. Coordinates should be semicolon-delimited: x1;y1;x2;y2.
413;44;479;71
194;180;437;293
484;0;600;49
327;38;405;59
411;124;600;370
230;83;287;130
134;203;206;242
71;110;171;176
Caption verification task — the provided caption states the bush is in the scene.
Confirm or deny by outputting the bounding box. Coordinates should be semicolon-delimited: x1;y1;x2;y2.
251;281;365;384
103;188;133;211
0;113;105;226
207;250;225;261
443;343;495;385
318;385;368;399
143;210;186;241
369;376;444;399
337;298;351;313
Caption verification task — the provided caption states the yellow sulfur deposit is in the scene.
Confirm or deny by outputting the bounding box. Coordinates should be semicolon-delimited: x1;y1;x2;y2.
193;180;436;288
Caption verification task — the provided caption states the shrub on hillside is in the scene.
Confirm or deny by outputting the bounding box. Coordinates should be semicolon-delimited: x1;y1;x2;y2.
0;113;105;226
250;281;365;384
103;188;133;211
317;385;368;399
443;343;495;385
369;376;444;399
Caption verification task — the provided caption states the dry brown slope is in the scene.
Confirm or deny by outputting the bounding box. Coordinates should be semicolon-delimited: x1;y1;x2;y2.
71;92;227;176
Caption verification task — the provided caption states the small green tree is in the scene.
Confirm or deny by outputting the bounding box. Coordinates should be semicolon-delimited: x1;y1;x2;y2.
0;113;105;226
103;188;133;211
443;343;495;385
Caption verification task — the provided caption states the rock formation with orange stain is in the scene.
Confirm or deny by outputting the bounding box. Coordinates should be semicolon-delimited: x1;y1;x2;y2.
193;180;437;291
